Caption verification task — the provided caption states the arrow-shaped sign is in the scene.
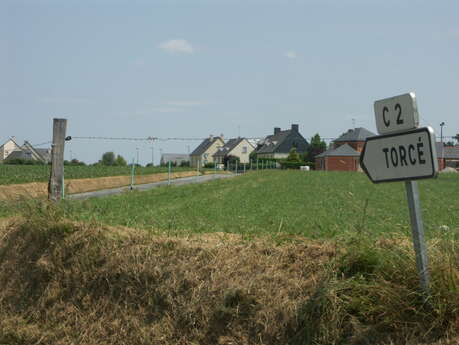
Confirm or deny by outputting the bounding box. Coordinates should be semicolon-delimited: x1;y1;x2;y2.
360;126;438;183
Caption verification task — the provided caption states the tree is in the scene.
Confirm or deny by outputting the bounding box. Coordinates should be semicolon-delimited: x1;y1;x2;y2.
305;133;327;162
286;147;302;162
454;133;459;144
279;148;303;169
223;155;240;167
100;152;116;166
115;155;127;166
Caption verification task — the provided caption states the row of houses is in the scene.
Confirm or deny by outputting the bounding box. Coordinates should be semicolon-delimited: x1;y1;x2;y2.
3;125;458;171
0;137;51;163
184;124;459;171
188;124;310;168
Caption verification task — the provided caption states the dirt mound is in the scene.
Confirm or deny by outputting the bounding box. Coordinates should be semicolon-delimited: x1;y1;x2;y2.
0;170;199;200
1;212;458;345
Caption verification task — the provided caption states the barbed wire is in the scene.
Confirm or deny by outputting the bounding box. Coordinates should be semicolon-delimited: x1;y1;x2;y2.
69;136;267;142
29;134;458;148
31;140;52;147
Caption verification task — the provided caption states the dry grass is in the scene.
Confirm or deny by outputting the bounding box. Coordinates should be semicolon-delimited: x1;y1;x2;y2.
0;203;458;345
0;170;199;200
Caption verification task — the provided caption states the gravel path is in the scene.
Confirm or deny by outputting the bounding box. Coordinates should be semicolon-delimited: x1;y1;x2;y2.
68;173;235;200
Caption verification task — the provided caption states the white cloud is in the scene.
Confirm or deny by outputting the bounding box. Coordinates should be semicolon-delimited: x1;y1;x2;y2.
284;50;298;59
158;39;194;54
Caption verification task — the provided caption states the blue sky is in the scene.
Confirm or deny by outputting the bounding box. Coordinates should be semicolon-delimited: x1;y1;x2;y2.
2;0;458;164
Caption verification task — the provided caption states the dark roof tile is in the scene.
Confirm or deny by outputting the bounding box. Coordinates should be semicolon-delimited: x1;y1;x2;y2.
316;143;360;158
334;127;376;142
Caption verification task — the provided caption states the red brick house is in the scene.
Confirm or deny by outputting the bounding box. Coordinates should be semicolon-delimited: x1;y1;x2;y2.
315;127;376;171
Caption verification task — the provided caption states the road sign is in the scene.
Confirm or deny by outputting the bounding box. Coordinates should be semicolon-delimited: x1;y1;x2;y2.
360;126;438;183
374;92;419;135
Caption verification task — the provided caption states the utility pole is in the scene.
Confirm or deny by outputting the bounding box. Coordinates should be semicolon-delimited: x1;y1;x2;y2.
48;118;67;202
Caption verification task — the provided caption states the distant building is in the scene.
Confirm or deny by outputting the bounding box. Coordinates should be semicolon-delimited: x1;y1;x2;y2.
0;138;51;163
190;135;225;168
0;137;22;161
436;143;459;170
160;153;190;166
255;124;309;159
213;137;255;164
315;127;376;171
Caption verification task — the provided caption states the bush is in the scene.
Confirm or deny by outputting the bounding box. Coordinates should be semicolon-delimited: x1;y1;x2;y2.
204;162;216;168
4;158;45;165
279;161;304;169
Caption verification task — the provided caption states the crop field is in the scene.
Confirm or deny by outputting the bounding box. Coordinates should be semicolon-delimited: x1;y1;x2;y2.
56;170;459;240
0;164;193;185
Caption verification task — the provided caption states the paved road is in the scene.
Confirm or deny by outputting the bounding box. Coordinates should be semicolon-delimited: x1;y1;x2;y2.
68;173;235;200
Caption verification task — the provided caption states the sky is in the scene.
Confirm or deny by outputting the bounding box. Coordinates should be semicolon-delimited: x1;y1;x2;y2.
1;0;458;164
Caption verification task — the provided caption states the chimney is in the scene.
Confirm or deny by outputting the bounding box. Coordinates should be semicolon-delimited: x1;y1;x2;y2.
291;124;299;132
209;134;214;141
274;127;281;135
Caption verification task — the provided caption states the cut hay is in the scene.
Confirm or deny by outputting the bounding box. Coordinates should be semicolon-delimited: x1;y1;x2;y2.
0;207;458;344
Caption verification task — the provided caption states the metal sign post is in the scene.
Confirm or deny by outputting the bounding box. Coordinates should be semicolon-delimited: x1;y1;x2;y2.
361;92;438;297
405;180;430;293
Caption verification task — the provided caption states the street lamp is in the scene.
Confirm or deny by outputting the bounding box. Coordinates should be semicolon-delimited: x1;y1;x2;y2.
440;122;445;144
440;122;445;169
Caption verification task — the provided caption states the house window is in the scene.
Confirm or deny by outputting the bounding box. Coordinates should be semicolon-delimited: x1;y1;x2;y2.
242;146;247;153
292;141;298;148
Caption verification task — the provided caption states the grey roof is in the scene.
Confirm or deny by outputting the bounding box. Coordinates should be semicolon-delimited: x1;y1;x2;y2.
5;150;35;161
256;130;292;154
0;138;21;151
436;143;459;159
213;137;244;157
316;143;360;158
334;127;376;142
36;148;51;162
190;136;223;156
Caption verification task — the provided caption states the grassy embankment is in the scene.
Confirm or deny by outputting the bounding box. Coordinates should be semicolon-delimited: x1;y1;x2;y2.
1;171;458;344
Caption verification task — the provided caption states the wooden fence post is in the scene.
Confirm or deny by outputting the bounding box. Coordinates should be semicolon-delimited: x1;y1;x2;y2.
48;118;67;201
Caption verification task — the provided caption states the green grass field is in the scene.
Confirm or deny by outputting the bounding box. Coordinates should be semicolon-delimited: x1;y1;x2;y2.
0;164;193;185
58;170;459;239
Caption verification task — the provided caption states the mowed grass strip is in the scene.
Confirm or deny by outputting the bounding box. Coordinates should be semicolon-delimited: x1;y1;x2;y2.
0;164;192;185
63;170;459;239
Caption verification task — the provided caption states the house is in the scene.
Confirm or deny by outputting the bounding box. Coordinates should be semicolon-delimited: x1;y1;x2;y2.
190;135;225;168
213;137;255;164
0;137;22;161
0;138;51;163
315;127;376;171
160;153;190;166
332;127;376;152
436;143;459;170
255;124;309;159
315;144;361;171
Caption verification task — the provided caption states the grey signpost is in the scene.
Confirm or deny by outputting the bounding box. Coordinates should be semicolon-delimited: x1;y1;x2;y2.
361;92;438;296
